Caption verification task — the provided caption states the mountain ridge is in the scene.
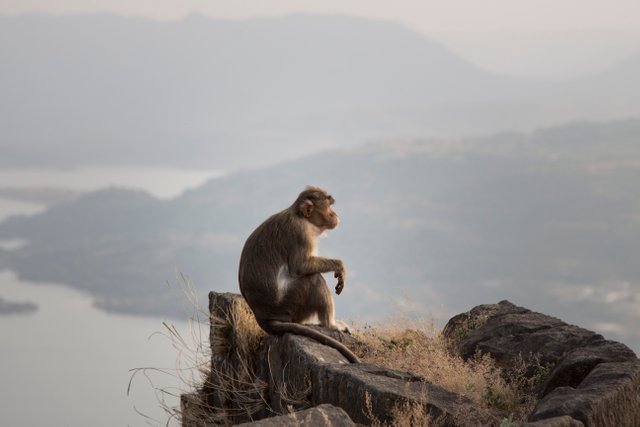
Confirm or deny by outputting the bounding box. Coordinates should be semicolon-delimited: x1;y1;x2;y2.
2;13;639;169
1;118;640;353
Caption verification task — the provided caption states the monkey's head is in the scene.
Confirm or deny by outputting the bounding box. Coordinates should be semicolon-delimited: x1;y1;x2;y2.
295;186;340;230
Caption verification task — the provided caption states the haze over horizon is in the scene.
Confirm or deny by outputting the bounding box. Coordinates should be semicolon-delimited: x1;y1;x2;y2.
2;5;639;326
2;13;640;172
2;1;640;78
3;0;639;31
1;6;640;425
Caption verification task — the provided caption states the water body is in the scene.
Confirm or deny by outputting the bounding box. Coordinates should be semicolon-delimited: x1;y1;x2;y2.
0;167;216;426
0;197;46;222
0;165;224;200
0;270;204;427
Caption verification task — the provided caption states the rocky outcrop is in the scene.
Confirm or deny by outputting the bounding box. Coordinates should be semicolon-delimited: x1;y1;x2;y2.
235;404;355;426
444;300;640;426
259;331;492;425
182;295;639;426
182;292;497;426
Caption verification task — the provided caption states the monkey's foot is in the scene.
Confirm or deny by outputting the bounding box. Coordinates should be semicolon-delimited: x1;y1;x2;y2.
332;320;351;333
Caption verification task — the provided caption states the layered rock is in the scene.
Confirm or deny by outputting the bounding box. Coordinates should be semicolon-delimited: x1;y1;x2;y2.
444;300;640;426
182;295;640;426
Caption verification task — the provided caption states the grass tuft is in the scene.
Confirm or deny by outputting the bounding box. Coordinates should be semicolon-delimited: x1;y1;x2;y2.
352;316;538;422
131;283;542;425
127;273;213;426
364;391;433;427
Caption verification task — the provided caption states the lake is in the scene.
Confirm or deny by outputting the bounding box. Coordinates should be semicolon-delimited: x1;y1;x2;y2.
0;166;218;426
0;165;224;200
0;270;205;427
0;163;638;426
0;197;46;223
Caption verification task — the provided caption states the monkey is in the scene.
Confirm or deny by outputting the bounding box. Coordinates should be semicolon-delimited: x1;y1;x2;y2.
238;186;360;363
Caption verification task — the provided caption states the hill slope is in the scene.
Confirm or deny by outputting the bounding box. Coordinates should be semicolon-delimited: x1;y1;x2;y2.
1;119;640;353
4;14;639;169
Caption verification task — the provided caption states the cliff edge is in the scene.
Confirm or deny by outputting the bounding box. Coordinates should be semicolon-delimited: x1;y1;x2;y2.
181;293;640;426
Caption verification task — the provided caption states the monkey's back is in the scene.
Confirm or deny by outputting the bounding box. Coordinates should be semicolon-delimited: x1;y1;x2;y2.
238;210;303;316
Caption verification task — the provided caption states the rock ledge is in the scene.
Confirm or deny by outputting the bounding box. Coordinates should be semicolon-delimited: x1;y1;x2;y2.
182;295;639;427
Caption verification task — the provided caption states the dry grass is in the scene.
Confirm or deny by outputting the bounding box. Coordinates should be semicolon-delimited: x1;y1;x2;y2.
364;391;435;427
127;273;214;426
352;316;538;423
127;273;273;426
180;288;271;426
127;274;313;426
130;276;540;426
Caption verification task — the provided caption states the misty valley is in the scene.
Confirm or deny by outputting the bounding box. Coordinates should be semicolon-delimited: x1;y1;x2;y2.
1;120;640;354
2;10;640;426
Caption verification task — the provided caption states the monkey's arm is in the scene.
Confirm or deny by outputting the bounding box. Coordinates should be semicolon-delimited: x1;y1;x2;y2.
289;254;346;294
293;255;343;275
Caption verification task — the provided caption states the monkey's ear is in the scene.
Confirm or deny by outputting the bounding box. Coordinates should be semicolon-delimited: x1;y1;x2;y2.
299;199;314;218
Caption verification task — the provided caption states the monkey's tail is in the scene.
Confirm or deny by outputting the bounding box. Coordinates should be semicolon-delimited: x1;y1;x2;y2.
262;320;360;363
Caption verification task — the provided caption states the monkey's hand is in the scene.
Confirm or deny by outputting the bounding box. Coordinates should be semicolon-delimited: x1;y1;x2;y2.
334;268;345;295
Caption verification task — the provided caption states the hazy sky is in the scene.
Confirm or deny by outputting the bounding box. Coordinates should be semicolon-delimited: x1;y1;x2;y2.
4;1;640;77
2;0;640;32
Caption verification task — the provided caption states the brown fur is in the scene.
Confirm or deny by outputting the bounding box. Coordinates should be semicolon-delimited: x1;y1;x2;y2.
238;186;359;363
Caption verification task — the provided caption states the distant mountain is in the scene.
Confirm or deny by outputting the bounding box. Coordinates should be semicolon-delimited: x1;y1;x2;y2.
3;13;638;170
0;296;37;315
2;118;640;354
429;29;640;79
538;52;640;121
596;51;640;83
0;188;82;207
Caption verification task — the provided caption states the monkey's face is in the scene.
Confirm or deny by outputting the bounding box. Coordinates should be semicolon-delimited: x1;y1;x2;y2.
321;201;340;230
301;197;340;230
